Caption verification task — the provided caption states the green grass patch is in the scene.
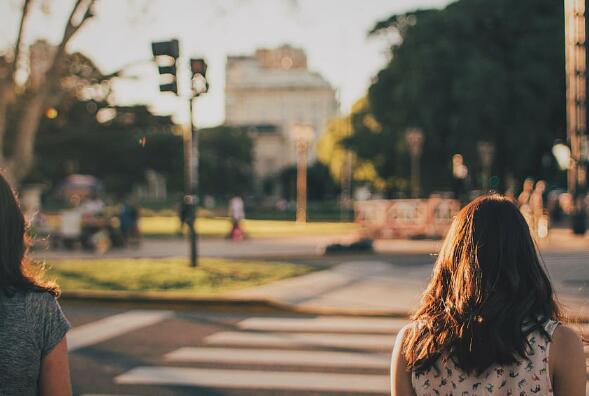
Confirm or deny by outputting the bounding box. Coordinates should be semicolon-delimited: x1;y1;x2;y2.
40;258;313;295
140;216;358;238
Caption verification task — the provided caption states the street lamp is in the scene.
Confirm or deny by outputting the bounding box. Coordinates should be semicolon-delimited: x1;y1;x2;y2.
477;141;495;191
405;128;424;198
552;142;571;171
553;141;587;234
291;124;314;223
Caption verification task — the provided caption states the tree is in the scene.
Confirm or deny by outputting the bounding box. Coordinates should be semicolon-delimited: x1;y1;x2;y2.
316;98;387;192
278;162;340;202
198;126;254;197
347;0;565;194
0;0;97;185
29;100;183;194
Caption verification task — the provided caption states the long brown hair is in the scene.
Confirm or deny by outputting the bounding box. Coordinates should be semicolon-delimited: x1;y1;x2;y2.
404;194;560;375
0;173;58;296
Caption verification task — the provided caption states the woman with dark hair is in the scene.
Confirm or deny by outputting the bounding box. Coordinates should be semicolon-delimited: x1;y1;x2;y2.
0;174;71;395
391;195;585;395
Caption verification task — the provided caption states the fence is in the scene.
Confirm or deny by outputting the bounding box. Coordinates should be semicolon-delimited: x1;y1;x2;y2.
355;198;461;239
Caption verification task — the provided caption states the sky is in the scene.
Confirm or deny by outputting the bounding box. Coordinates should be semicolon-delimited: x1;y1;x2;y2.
0;0;452;127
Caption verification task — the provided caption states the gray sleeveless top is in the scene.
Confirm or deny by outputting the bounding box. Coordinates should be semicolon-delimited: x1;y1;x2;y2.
0;291;71;395
411;320;559;395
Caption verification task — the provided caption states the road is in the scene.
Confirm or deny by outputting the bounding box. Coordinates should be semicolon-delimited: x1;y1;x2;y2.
63;249;589;396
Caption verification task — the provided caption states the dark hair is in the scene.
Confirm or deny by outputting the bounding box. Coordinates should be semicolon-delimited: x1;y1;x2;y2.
0;173;58;296
404;194;560;375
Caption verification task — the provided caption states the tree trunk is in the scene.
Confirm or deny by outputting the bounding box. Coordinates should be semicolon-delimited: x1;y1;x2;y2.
8;92;46;182
5;0;95;185
0;0;33;163
0;86;10;161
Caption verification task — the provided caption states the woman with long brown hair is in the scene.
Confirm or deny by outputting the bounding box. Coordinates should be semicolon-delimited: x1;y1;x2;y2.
391;195;585;395
0;173;71;395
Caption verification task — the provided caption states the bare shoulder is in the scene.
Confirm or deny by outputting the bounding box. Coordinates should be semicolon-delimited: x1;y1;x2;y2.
396;323;414;342
550;324;586;396
392;323;417;355
390;323;417;396
391;324;412;361
552;324;583;351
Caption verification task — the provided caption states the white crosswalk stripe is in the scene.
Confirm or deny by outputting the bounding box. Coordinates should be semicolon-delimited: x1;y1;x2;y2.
68;310;173;352
116;367;388;393
205;330;395;350
165;347;390;368
237;316;406;333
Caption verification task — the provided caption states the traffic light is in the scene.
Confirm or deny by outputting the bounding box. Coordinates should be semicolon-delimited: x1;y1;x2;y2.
190;58;207;78
190;58;209;96
151;39;180;94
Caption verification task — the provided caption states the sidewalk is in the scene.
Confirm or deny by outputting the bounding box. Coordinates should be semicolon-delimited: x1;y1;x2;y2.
34;227;589;261
232;253;589;319
35;235;335;260
232;261;426;316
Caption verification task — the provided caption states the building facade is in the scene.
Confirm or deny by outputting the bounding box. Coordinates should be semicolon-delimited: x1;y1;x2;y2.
225;45;338;184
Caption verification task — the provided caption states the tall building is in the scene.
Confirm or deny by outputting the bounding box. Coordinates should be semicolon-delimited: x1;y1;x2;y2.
225;45;338;185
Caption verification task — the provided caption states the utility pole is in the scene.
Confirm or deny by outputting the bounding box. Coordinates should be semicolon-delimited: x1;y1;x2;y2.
564;0;587;234
477;141;495;192
291;124;314;223
340;115;353;221
405;128;424;198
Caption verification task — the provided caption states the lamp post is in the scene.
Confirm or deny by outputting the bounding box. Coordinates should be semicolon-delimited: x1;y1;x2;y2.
477;141;495;191
564;0;588;235
291;124;314;223
405;128;424;198
553;141;587;234
452;154;468;201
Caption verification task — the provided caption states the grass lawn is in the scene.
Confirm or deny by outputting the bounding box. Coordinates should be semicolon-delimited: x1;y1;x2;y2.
140;216;358;238
40;258;313;295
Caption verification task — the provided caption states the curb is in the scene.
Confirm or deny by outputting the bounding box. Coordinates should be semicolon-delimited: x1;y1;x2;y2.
60;290;410;318
60;290;589;323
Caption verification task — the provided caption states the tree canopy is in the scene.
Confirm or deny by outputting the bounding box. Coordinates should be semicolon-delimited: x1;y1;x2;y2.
198;126;254;198
316;97;386;191
347;0;565;195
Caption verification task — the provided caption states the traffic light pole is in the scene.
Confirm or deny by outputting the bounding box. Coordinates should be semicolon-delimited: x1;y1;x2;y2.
152;38;208;266
188;97;199;267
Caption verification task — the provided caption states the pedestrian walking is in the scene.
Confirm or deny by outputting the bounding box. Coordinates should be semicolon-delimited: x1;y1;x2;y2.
390;194;585;396
517;178;534;207
0;173;72;395
120;196;141;246
529;180;547;237
178;195;195;235
227;195;245;240
518;178;535;234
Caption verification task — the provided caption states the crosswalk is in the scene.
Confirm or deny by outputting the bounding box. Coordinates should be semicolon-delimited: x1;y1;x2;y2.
114;315;397;394
70;310;589;395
